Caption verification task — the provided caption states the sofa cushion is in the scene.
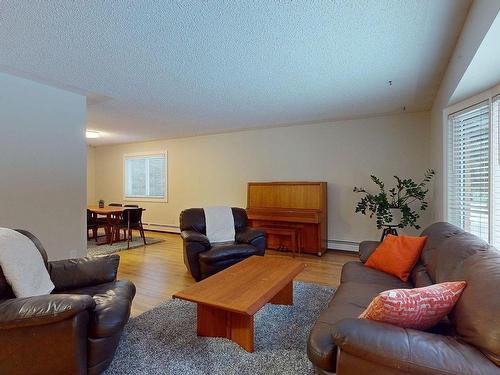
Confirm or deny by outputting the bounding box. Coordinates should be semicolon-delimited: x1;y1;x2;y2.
411;262;434;287
426;232;491;283
307;281;412;371
199;257;248;279
358;241;380;263
63;280;135;338
198;243;259;265
365;235;427;282
451;251;500;366
341;261;413;289
419;222;466;281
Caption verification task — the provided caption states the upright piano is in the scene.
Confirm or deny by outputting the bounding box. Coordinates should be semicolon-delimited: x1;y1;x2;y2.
246;181;327;256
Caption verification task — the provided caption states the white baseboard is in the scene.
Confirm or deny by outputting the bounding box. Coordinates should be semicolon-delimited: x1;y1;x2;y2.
142;223;360;253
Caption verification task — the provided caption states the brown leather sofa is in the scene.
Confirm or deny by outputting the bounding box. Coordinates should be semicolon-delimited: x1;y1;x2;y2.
307;222;500;375
0;230;136;375
180;207;266;281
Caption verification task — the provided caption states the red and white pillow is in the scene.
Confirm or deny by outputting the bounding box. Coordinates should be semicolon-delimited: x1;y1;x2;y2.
359;281;466;330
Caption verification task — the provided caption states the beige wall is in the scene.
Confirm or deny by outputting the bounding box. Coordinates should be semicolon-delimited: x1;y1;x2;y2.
91;111;432;248
87;146;96;204
0;72;87;260
429;0;500;222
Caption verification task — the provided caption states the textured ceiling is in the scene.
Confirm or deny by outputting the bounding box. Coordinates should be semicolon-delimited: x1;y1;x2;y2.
0;1;471;145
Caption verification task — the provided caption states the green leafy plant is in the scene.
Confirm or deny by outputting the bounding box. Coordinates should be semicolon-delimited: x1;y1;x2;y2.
353;169;435;229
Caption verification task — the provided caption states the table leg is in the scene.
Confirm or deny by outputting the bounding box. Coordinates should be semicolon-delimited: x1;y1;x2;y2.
114;219;121;242
269;281;293;305
106;214;114;243
197;304;254;352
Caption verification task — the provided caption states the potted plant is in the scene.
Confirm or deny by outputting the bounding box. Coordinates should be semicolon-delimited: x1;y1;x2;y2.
353;169;435;230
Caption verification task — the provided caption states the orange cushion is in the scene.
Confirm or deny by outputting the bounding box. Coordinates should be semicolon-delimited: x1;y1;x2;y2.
359;281;467;330
365;234;427;281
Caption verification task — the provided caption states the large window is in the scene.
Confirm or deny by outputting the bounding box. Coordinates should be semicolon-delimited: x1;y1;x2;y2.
447;94;500;245
447;101;490;241
124;153;167;200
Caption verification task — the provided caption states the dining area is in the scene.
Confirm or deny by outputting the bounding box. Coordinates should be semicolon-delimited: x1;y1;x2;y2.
87;203;147;249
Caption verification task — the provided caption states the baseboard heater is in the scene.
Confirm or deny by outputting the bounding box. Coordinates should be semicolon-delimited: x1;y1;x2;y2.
142;222;180;233
143;222;359;253
327;239;359;253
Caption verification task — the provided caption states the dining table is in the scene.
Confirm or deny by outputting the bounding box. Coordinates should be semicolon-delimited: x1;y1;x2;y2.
87;205;145;245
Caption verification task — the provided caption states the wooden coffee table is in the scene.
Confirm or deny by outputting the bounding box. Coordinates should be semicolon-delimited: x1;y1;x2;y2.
173;255;305;352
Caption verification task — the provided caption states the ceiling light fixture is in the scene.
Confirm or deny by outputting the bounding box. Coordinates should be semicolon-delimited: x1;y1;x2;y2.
86;130;100;139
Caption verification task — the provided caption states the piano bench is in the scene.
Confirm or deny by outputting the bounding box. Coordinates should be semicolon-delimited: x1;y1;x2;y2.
257;226;301;257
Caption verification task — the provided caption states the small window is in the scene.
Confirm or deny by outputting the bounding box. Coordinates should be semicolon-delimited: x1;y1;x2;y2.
124;153;167;200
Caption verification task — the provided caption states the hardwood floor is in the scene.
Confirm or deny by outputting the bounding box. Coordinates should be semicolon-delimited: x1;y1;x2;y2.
117;231;358;317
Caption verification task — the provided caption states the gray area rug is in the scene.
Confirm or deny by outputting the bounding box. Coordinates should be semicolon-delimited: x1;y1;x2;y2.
105;281;335;375
87;236;163;256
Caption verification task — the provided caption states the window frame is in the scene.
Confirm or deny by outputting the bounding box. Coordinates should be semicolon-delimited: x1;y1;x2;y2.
443;84;500;244
123;151;168;202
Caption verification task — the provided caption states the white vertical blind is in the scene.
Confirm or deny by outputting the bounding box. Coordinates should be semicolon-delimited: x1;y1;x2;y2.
491;95;500;247
124;154;166;198
447;101;490;241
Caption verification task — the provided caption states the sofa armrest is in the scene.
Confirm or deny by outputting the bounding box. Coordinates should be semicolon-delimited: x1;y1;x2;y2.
49;255;120;292
358;241;379;263
181;230;210;281
181;230;210;248
0;294;95;329
235;227;265;244
332;318;498;375
236;227;266;255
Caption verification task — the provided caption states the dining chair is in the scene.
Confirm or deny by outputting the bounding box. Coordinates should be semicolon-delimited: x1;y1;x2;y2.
110;208;147;249
121;205;139;237
87;209;106;241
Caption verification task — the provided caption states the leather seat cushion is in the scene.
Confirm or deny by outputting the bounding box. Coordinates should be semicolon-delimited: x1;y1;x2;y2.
198;243;259;265
308;281;412;371
341;261;413;289
62;280;135;338
200;258;247;279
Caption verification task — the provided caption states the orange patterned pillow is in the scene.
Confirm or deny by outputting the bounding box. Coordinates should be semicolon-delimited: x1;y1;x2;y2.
359;281;467;330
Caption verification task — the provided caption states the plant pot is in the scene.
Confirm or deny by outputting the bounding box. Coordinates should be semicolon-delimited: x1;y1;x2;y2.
386;208;402;226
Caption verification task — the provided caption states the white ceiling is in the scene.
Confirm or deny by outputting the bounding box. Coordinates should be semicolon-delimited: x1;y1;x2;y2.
0;1;471;145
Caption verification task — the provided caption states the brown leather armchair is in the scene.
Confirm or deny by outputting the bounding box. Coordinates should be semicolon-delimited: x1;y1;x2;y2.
180;207;266;281
0;230;136;375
